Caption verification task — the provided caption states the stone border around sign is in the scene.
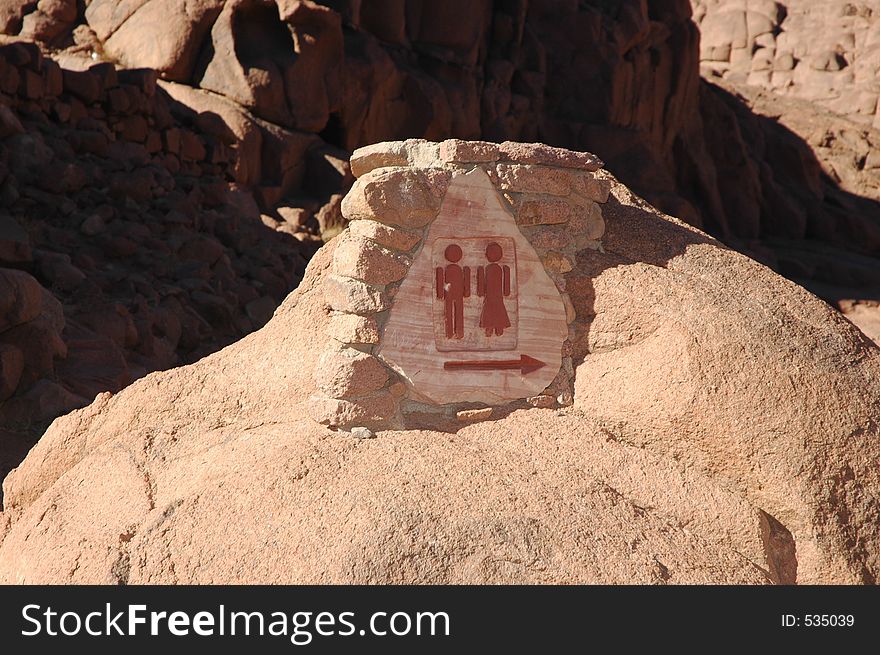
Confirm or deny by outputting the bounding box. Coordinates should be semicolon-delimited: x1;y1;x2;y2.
307;139;611;431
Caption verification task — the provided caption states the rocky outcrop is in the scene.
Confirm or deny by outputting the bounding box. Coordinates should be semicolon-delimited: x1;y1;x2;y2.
2;0;880;523
0;0;726;477
198;0;343;132
688;1;880;341
86;0;224;81
1;1;710;226
697;77;880;315
3;1;879;260
2;0;78;45
694;0;880;126
0;39;340;468
1;148;877;584
7;0;874;295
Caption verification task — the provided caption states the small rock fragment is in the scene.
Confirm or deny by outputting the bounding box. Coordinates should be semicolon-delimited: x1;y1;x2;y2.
350;426;375;439
456;407;493;422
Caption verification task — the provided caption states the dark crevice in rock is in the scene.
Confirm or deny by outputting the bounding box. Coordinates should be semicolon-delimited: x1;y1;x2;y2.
759;510;798;585
109;548;131;585
319;111;346;151
233;2;297;72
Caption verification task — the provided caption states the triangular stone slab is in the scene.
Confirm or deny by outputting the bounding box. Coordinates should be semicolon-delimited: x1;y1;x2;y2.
378;167;568;405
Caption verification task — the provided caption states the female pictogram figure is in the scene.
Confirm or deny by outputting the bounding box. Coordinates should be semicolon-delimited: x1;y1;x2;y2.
435;244;471;339
477;242;511;337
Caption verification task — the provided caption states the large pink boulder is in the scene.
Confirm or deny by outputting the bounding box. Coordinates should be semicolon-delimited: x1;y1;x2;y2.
0;160;877;584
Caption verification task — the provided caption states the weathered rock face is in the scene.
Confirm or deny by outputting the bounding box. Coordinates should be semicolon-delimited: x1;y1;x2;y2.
0;0;709;455
5;0;78;44
572;184;880;585
701;79;880;298
1;1;710;228
87;0;225;82
0;144;878;585
694;0;880;127
9;0;876;304
196;0;343;132
0;39;334;473
691;1;880;285
2;0;880;582
3;0;879;269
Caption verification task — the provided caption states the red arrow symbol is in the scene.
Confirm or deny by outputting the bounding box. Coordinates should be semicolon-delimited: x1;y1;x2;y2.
443;354;546;375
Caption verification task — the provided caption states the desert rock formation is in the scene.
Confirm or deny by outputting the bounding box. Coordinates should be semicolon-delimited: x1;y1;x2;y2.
1;1;879;585
3;1;879;261
694;0;880;126
2;0;879;460
0;0;720;472
0;39;335;480
0;142;878;585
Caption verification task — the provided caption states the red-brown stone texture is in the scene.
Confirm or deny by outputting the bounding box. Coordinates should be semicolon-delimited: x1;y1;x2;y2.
2;1;880;469
694;0;880;126
0;39;337;474
1;0;880;586
1;172;878;585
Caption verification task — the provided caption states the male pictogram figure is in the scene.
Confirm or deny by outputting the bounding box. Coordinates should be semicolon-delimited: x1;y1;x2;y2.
435;244;471;339
477;242;511;337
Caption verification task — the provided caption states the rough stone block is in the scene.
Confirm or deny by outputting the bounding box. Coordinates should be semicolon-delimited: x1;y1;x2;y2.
144;130;162;153
542;251;574;274
341;167;449;228
21;69;43;100
326;313;381;344
62;69;100;104
87;62;118;92
350;139;441;178
387;381;407;398
575;174;612;203
308;390;396;429
348;220;422;252
349;426;375;439
517;197;572;225
350;142;409;178
180;130;206;161
487;163;572;196
314;346;389;399
163;127;181;155
439;139;500;163
332;235;411;285
118;115;148;142
118;68;157;97
107;87;131;113
323;274;390;314
571;200;605;240
44;60;63;96
498;141;603;171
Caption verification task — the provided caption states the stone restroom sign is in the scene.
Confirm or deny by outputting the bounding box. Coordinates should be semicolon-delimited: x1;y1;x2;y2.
432;237;517;349
379;168;567;405
310;139;610;430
